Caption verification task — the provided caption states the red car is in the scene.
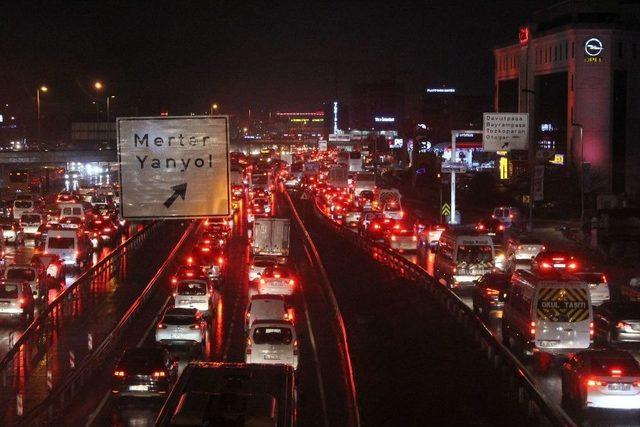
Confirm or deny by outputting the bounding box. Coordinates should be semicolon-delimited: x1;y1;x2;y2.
532;250;580;272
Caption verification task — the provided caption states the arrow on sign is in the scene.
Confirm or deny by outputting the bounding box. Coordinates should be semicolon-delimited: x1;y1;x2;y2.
163;183;187;208
441;203;451;216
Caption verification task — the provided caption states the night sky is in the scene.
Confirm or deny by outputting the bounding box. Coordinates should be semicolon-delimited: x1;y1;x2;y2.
2;0;558;123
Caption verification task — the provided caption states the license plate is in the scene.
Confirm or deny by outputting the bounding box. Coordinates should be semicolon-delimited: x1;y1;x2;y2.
537;340;559;347
608;383;631;391
129;385;149;391
553;263;566;268
264;354;280;360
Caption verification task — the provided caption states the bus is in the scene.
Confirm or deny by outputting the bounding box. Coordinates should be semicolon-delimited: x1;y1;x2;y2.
349;151;363;172
8;170;30;193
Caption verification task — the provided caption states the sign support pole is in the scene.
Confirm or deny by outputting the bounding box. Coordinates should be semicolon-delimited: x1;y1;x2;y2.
450;131;456;225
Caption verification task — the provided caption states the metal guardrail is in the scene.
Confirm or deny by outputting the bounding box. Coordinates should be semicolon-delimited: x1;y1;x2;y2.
20;220;197;425
0;221;161;421
283;191;361;427
309;195;577;427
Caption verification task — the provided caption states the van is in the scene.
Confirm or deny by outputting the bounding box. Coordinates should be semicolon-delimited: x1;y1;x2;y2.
0;280;35;323
59;203;85;220
246;320;299;369
173;279;219;318
156;362;296;427
19;213;44;238
502;269;592;361
12;199;34;220
434;230;495;288
354;172;376;196
492;206;522;227
245;295;292;331
45;229;91;269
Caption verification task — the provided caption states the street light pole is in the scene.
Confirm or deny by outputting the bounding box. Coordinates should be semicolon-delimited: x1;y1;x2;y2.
94;81;103;122
522;88;536;232
36;86;48;143
106;95;115;121
572;123;584;224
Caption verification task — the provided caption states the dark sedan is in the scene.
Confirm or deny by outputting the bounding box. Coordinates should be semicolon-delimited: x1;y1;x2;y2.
472;273;511;318
111;348;178;399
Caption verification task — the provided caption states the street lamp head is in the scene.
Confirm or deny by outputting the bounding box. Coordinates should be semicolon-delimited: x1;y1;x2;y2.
94;81;103;90
212;103;219;110
110;95;115;99
40;86;48;92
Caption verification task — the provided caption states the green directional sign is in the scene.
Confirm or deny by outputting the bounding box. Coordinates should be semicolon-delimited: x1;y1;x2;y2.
441;203;451;216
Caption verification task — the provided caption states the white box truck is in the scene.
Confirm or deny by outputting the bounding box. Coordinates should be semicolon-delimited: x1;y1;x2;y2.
252;218;290;257
327;165;349;188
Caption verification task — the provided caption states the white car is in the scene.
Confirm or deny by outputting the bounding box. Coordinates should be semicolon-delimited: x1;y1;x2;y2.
574;271;610;306
19;213;43;238
245;295;293;331
173;279;218;318
256;265;296;297
246;320;298;370
386;226;417;252
1;222;22;244
248;256;277;282
155;307;206;351
4;265;43;300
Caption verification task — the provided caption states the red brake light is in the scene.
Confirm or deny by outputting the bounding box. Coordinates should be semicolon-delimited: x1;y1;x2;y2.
484;288;500;297
152;370;166;378
610;368;622;377
477;224;485;230
18;297;25;306
587;378;604;387
186;271;194;277
540;262;552;270
187;256;194;264
498;225;505;231
567;262;578;270
289;279;295;286
171;277;177;284
259;278;265;284
530;321;536;335
201;246;210;252
373;224;381;229
217;257;224;266
157;323;166;329
103;228;111;232
602;274;608;283
114;370;126;377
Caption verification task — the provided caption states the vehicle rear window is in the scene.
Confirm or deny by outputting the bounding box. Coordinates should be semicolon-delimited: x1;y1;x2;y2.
456;245;493;263
253;327;293;345
589;356;640;376
164;315;197;325
6;269;36;281
0;284;19;299
177;281;207;295
47;237;76;249
573;273;605;284
1;224;13;231
253;260;275;268
536;287;589;322
15;201;32;208
494;208;506;217
20;214;41;223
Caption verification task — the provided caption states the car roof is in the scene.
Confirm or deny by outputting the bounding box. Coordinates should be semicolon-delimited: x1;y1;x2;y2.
251;319;293;327
250;294;285;302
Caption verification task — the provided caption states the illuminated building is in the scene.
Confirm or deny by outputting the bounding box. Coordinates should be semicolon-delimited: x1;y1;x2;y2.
494;0;640;197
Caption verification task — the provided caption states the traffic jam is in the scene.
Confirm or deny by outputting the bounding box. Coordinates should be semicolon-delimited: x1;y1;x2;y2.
108;150;300;424
0;183;125;328
295;148;640;422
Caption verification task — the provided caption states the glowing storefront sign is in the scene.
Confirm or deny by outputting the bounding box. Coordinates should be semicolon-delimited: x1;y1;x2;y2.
333;101;338;134
584;37;604;63
374;117;395;123
426;88;456;93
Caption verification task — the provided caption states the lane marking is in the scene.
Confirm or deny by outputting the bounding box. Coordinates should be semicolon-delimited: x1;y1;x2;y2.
297;249;330;427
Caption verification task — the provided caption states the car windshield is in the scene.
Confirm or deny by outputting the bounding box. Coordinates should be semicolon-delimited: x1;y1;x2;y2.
48;237;75;249
164;314;197;325
0;284;20;299
252;327;293;345
15;201;32;208
6;269;36;281
589;356;640;376
21;214;41;223
457;245;493;263
177;281;207;295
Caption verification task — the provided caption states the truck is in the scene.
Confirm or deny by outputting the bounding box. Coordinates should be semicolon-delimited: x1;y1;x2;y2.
251;218;290;257
303;161;321;176
327;165;349;188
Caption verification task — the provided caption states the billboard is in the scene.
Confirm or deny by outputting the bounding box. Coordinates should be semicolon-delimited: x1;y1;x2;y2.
483;113;529;151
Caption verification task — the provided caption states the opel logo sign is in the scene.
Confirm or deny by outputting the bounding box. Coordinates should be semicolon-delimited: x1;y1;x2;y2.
585;38;604;57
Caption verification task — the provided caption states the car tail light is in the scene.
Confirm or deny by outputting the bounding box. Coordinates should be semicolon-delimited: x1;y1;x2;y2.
218;257;224;266
484;288;500;297
412;236;417;242
617;321;634;332
289;279;295;286
190;323;201;329
157;322;166;329
393;223;400;230
373;224;381;230
610;368;622;377
530;321;536;335
18;298;25;307
114;370;126;378
567;262;578;270
259;279;265;285
590;322;594;337
171;277;178;285
75;250;80;257
518;245;523;250
152;370;166;378
293;339;299;355
187;256;194;264
498;225;505;231
246;312;250;319
172;292;177;298
602;274;608;283
509;214;514;219
391;235;396;241
103;228;111;232
587;378;604;387
477;224;485;230
246;337;252;354
540;262;552;270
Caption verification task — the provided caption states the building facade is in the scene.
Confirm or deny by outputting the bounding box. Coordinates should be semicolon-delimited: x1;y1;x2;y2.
494;0;640;198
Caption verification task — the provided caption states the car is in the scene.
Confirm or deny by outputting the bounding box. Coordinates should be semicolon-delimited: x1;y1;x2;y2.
34;222;64;250
344;203;362;229
4;264;44;301
199;231;227;249
472;273;511;318
191;245;225;278
249;256;277;282
415;222;447;249
246;320;298;369
56;191;78;204
593;301;640;346
170;264;211;287
249;197;272;220
385;223;418;252
111;347;178;399
86;218;118;245
475;218;507;243
562;349;640;410
492;206;522;227
362;217;396;242
173;278;219;318
573;271;610;306
505;235;545;270
1;221;23;245
531;250;580;273
255;265;297;297
382;201;403;220
245;294;293;331
12;199;35;220
0;280;35;323
19;213;44;240
59;216;83;230
45;229;93;269
155;307;206;351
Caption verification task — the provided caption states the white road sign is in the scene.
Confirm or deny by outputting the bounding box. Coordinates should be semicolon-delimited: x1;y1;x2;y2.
483;113;529;151
441;162;467;173
117;116;230;219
